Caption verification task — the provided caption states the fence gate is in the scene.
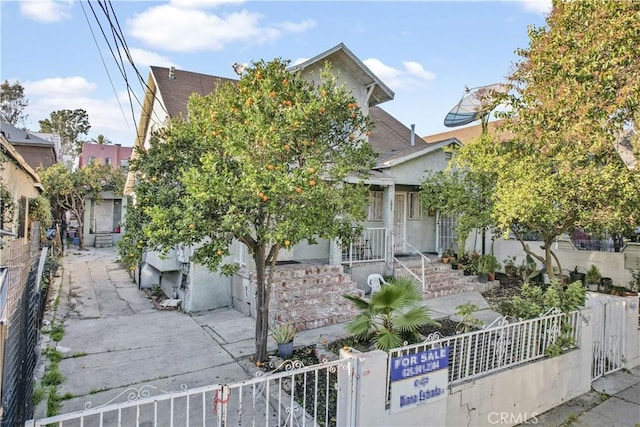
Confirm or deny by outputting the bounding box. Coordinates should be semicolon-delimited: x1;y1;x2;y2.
591;298;626;380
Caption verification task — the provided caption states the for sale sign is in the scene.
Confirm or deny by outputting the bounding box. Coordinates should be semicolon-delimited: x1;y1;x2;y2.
390;347;449;413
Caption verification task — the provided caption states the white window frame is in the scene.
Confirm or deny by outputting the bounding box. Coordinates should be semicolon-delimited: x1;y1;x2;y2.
408;192;422;220
368;191;384;221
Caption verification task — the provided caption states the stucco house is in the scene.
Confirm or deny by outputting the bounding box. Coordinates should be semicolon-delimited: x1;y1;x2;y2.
0;121;61;171
75;142;132;248
125;43;472;326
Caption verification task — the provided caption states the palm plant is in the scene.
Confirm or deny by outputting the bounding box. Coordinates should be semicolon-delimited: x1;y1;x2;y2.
343;277;440;351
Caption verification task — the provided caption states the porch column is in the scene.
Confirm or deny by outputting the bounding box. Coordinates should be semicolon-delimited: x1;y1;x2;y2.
328;238;342;266
383;184;395;276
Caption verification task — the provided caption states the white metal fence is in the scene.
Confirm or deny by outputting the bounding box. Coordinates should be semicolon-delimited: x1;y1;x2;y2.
388;310;581;401
27;358;354;427
342;227;386;265
591;298;626;380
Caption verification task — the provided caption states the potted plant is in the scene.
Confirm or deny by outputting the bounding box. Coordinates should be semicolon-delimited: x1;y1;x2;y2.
441;250;453;264
503;255;518;277
476;254;500;283
569;266;586;286
585;264;601;291
270;322;296;358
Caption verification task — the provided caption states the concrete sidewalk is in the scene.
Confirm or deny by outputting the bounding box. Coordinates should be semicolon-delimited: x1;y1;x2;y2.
531;367;640;427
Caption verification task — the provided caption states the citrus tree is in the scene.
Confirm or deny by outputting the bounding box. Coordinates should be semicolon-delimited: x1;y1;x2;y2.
122;59;375;361
457;0;640;279
40;163;124;250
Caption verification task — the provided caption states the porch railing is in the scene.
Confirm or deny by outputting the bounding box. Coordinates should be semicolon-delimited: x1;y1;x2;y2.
390;231;432;293
342;227;386;266
387;309;581;402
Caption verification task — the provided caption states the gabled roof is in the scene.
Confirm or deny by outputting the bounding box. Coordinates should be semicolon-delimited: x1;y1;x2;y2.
0;133;42;188
0;121;55;147
290;43;394;107
368;107;459;168
422;120;507;144
149;66;237;119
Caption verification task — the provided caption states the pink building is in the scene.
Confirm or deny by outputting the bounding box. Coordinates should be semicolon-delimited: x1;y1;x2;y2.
78;143;133;169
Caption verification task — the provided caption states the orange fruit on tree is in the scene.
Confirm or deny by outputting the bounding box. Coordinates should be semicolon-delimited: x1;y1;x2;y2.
284;144;291;151
188;223;195;229
269;91;276;98
308;167;316;174
309;179;316;186
295;187;302;193
216;249;223;256
284;240;290;246
320;106;326;113
268;164;275;170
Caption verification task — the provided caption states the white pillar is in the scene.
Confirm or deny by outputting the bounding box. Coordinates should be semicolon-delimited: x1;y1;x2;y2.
383;185;395;276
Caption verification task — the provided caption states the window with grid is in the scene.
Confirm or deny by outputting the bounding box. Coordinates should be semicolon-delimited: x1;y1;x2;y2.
408;192;422;220
368;191;384;221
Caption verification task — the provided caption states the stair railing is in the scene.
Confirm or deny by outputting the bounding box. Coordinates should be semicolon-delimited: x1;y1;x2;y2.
390;232;432;294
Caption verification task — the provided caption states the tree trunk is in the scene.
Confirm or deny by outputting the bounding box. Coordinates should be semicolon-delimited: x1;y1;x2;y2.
253;245;270;362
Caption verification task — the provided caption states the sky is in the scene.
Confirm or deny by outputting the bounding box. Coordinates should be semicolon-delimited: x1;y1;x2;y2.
0;0;551;147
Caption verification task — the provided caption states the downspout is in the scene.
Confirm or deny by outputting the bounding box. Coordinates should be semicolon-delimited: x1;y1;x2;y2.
410;124;415;146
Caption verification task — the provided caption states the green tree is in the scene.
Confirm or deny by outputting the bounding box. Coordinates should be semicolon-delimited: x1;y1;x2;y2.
122;59;375;361
343;277;439;351
0;80;29;126
419;143;496;257
90;134;112;145
40;163;124;250
39;109;91;156
457;0;640;279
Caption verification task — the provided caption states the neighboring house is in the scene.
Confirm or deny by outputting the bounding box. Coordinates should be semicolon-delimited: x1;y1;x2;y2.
75;143;131;248
78;142;133;169
0;121;61;171
125;43;463;317
422;120;640;286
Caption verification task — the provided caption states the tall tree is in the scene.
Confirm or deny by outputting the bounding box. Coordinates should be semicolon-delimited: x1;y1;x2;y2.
121;59;375;361
39;109;91;156
40;163;124;250
458;0;640;279
91;134;112;145
0;80;29;126
419;147;496;257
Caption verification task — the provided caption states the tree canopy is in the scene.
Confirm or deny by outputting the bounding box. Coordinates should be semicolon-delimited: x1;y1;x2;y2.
457;0;640;278
419;141;496;257
0;80;29;126
121;58;375;361
40;163;124;250
39;109;91;156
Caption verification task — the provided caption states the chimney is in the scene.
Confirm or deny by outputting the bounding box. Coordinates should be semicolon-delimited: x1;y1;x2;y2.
168;66;175;80
410;124;415;146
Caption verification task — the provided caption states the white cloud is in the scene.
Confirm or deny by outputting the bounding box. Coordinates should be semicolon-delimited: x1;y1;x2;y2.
129;48;179;69
516;0;552;15
21;77;138;145
127;4;313;52
402;61;436;82
169;0;244;9
364;58;436;92
280;19;316;33
26;77;97;97
19;0;73;23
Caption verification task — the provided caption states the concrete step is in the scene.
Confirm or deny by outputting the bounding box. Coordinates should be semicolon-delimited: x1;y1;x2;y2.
94;234;113;248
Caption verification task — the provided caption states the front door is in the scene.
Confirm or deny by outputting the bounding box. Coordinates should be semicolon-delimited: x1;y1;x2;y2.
394;193;406;253
94;201;113;233
437;213;457;255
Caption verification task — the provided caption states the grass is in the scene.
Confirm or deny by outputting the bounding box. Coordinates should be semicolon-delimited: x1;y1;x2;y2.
42;366;64;387
50;324;64;342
